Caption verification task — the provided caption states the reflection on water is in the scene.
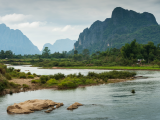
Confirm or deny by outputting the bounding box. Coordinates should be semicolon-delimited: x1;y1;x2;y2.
0;66;160;120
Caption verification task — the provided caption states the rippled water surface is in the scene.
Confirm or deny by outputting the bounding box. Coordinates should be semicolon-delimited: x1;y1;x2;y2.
1;65;160;120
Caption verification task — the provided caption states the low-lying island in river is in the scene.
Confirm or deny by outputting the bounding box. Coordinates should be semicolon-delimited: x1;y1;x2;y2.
0;66;137;95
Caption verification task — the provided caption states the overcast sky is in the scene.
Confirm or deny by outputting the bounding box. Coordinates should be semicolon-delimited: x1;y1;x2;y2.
0;0;160;50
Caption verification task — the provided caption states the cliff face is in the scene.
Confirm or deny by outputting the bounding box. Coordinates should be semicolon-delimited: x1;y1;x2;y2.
0;24;40;55
74;7;160;53
42;38;76;53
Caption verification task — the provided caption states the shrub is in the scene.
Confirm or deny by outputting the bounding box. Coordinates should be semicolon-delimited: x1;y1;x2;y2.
27;72;32;75
22;84;30;89
0;75;8;92
58;81;77;89
46;79;58;86
14;69;21;72
87;72;98;78
67;74;77;78
53;73;65;80
9;82;21;88
19;73;26;78
7;67;14;72
0;67;6;74
58;62;65;67
10;71;19;77
28;75;34;78
77;72;84;78
33;73;37;77
40;75;49;84
5;73;12;80
31;79;40;83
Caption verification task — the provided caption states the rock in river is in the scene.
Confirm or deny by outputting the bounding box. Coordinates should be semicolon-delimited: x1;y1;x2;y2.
67;102;83;110
7;99;63;114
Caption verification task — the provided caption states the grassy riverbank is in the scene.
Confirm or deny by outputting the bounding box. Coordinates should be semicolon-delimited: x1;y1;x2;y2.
46;65;160;70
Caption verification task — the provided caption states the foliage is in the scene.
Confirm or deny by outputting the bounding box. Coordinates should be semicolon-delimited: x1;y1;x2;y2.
46;79;58;86
5;73;12;80
27;72;32;75
31;79;40;83
42;47;50;58
28;75;34;78
19;73;26;78
9;82;21;88
40;75;49;84
22;84;30;89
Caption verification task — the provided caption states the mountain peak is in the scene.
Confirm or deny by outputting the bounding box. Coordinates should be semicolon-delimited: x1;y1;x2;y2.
111;7;158;26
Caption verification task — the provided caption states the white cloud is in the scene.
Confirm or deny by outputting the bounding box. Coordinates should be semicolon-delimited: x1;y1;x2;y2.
61;25;71;31
0;13;30;23
52;25;74;32
52;27;61;32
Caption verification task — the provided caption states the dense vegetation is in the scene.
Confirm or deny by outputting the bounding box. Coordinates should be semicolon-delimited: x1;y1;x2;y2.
1;39;160;68
0;63;37;93
31;71;136;89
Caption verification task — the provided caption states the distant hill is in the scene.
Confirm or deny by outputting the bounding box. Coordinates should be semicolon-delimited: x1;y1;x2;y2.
42;38;76;53
0;24;40;55
74;7;160;54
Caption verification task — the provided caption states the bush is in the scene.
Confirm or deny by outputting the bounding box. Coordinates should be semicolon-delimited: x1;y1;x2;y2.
10;71;19;77
5;73;12;80
46;79;58;86
77;72;84;78
0;67;6;74
19;73;26;78
14;69;21;72
31;79;40;83
53;73;65;80
87;72;98;78
33;73;37;77
28;75;34;78
27;72;32;75
7;67;14;72
58;81;77;89
22;84;30;89
9;82;21;88
0;79;8;91
67;74;77;78
40;75;49;84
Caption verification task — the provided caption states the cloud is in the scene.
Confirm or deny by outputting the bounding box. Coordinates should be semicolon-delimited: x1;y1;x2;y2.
17;22;41;28
0;13;30;23
52;25;74;32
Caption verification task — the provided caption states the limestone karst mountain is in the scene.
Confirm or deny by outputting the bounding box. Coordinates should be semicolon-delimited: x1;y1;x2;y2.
42;38;76;53
0;24;40;55
74;7;160;54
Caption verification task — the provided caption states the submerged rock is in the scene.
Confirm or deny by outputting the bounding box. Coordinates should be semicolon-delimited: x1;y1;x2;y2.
67;102;83;110
7;99;63;114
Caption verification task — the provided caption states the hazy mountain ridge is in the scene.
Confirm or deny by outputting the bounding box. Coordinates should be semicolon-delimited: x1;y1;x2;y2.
42;38;76;53
74;7;160;53
0;24;40;55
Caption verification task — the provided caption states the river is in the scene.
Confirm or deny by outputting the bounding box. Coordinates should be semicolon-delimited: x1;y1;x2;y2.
0;65;160;120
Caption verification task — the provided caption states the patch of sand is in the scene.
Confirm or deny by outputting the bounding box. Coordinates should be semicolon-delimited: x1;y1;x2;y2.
9;77;40;89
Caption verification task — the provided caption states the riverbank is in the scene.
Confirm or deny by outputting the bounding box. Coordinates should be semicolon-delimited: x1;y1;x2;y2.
49;66;160;71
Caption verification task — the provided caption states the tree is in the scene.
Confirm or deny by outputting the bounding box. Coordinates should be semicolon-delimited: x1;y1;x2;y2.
74;50;78;55
42;47;50;58
82;49;90;60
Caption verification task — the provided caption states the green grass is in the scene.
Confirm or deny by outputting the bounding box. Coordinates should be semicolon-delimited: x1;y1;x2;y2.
64;65;160;70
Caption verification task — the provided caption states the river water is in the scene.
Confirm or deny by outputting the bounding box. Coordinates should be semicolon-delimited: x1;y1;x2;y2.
0;65;160;120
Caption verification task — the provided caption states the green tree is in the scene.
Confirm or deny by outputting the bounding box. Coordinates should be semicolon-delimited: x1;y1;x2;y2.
74;50;78;55
82;49;90;60
42;47;50;58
